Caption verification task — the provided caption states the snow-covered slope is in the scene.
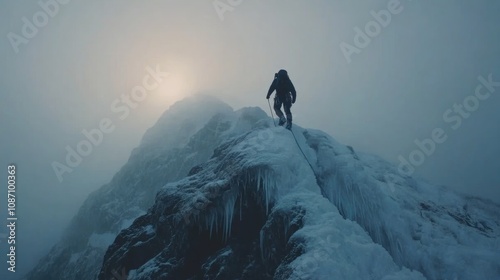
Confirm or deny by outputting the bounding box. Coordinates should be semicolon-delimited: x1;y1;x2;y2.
27;95;269;280
308;129;500;279
30;96;500;280
98;124;425;280
96;103;499;280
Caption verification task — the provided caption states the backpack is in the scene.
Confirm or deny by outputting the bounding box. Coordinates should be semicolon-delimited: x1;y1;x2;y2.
275;70;289;93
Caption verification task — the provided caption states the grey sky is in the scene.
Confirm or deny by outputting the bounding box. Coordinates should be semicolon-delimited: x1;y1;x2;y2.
1;0;499;277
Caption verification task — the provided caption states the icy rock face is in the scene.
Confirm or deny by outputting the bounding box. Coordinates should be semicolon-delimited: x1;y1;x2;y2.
98;125;427;280
31;96;500;280
99;115;499;280
27;95;268;280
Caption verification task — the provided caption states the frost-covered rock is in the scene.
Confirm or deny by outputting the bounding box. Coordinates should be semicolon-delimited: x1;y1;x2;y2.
27;95;268;280
304;129;500;279
98;124;425;280
99;118;499;280
30;96;500;280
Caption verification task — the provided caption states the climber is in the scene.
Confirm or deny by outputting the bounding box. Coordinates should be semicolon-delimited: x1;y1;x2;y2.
266;69;297;129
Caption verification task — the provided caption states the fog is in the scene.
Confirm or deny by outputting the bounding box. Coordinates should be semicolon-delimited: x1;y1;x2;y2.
1;0;499;278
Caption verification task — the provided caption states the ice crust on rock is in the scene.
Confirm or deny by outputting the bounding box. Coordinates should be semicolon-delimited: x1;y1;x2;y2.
31;96;500;280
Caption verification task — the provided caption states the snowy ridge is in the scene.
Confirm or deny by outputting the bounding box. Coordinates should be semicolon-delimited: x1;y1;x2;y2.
99;110;499;279
30;96;500;280
27;96;269;280
304;129;500;279
99;122;427;279
168;124;320;237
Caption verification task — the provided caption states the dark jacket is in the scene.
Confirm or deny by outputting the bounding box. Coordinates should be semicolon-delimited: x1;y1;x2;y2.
266;70;296;103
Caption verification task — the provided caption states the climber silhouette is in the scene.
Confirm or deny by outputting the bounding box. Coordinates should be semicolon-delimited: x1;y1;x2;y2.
266;69;297;129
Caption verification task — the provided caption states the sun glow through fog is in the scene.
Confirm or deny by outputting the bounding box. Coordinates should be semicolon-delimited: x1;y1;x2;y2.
154;73;189;103
149;56;201;106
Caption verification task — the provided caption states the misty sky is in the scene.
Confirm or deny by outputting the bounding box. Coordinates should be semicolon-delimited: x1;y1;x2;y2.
1;0;500;278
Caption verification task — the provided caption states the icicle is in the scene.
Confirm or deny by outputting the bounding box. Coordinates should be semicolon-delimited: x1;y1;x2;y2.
259;229;265;261
215;211;219;236
222;193;237;241
239;194;243;221
256;170;261;191
209;212;215;239
202;168;279;242
258;169;273;215
266;170;276;215
284;216;288;238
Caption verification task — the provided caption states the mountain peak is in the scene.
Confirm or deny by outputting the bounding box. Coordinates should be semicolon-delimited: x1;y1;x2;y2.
29;96;500;280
